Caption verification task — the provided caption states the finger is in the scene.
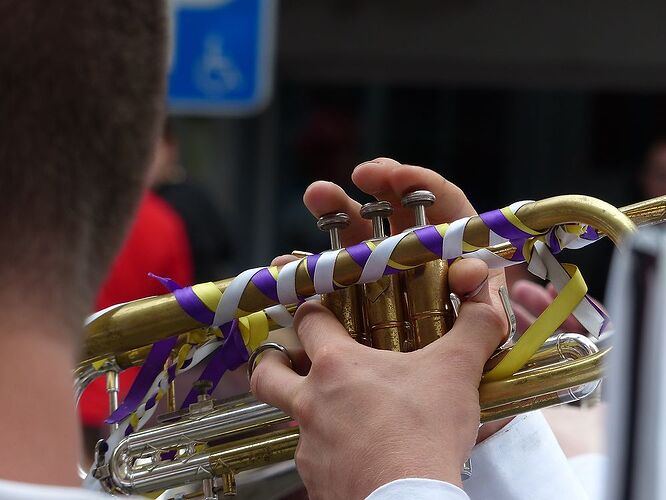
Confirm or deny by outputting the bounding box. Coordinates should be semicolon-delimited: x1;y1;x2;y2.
352;159;476;233
512;301;536;337
266;327;311;375
271;254;299;267
250;350;302;415
303;181;372;246
513;280;584;333
546;282;558;299
449;258;507;345
293;300;356;358
448;258;491;305
435;261;507;367
511;280;553;318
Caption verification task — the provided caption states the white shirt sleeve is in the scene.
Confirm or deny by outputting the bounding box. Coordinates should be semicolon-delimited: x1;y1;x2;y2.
366;410;606;500
366;478;469;500
463;411;590;500
569;453;607;500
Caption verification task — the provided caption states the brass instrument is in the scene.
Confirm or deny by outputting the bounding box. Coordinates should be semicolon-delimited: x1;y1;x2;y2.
78;194;666;498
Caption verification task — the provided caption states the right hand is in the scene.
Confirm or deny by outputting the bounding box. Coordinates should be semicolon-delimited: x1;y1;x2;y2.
251;257;506;499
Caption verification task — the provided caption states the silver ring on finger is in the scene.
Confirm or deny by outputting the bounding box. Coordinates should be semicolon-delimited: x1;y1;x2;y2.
247;342;293;383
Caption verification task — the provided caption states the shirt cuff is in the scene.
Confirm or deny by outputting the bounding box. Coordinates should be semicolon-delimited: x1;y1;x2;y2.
569;453;607;500
463;411;590;500
366;478;469;500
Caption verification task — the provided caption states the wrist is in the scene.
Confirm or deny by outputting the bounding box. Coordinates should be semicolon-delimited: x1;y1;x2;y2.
476;417;514;443
360;451;466;495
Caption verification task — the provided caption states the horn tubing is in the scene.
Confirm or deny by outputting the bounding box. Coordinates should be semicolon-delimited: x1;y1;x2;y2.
83;195;664;361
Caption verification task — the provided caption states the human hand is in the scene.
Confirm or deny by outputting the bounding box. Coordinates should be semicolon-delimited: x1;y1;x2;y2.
302;158;513;444
251;159;511;498
301;157;508;317
251;257;506;499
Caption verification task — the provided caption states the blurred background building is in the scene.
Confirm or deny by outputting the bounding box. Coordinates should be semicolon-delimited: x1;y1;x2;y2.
169;0;666;299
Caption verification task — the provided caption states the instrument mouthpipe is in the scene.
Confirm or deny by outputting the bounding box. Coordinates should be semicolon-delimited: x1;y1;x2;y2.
82;194;649;362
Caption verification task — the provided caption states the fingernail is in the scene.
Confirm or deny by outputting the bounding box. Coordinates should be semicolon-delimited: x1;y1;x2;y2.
291;250;313;258
462;276;489;300
354;160;381;171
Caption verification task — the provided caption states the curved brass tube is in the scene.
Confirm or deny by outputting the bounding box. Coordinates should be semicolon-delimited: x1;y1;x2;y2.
82;195;665;364
97;333;603;495
80;195;666;497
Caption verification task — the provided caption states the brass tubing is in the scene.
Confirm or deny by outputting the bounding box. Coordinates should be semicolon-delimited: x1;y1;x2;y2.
208;428;300;495
402;260;455;348
363;274;413;351
83;195;649;362
108;344;606;495
618;195;666;228
322;287;370;345
479;349;607;411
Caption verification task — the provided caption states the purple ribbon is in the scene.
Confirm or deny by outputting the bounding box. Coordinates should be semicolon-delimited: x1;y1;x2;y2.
414;226;443;257
106;335;178;424
251;268;279;302
582;225;600;241
180;320;249;408
347;242;372;268
306;254;320;278
547;229;562;254
107;274;219;424
585;295;611;333
479;208;536;242
149;273;215;325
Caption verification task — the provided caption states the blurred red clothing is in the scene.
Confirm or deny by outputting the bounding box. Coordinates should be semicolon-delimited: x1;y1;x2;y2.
79;191;193;427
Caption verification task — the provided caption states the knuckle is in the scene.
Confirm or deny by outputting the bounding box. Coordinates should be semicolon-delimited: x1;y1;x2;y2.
477;302;507;334
312;344;342;375
294;304;322;336
292;391;314;427
293;445;309;479
249;364;266;399
444;344;478;368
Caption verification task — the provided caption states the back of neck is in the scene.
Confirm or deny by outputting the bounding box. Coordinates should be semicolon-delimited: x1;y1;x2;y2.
0;321;82;487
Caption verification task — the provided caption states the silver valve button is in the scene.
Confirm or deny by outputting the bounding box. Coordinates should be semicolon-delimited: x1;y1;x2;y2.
360;201;393;239
401;190;436;227
317;212;351;250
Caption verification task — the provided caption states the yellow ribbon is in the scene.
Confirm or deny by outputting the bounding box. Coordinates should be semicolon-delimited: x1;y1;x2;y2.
92;358;109;371
239;310;270;352
483;263;587;381
176;344;192;369
191;282;222;311
500;207;542;236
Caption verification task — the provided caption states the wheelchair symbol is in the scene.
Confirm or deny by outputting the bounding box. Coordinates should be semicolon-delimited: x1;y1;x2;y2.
194;35;243;96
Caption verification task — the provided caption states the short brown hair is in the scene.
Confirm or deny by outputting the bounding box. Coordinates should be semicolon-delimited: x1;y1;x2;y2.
0;1;167;324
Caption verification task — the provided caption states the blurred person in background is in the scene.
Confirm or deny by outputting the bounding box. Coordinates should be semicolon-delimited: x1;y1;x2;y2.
640;137;666;199
153;119;232;282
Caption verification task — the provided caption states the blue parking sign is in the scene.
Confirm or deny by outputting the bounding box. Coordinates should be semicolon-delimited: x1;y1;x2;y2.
168;0;277;115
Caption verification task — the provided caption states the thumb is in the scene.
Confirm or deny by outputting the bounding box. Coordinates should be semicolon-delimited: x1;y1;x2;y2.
434;258;507;370
293;300;357;359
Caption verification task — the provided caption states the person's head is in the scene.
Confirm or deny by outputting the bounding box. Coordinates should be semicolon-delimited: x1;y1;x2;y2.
148;118;183;186
0;1;168;331
641;139;666;199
